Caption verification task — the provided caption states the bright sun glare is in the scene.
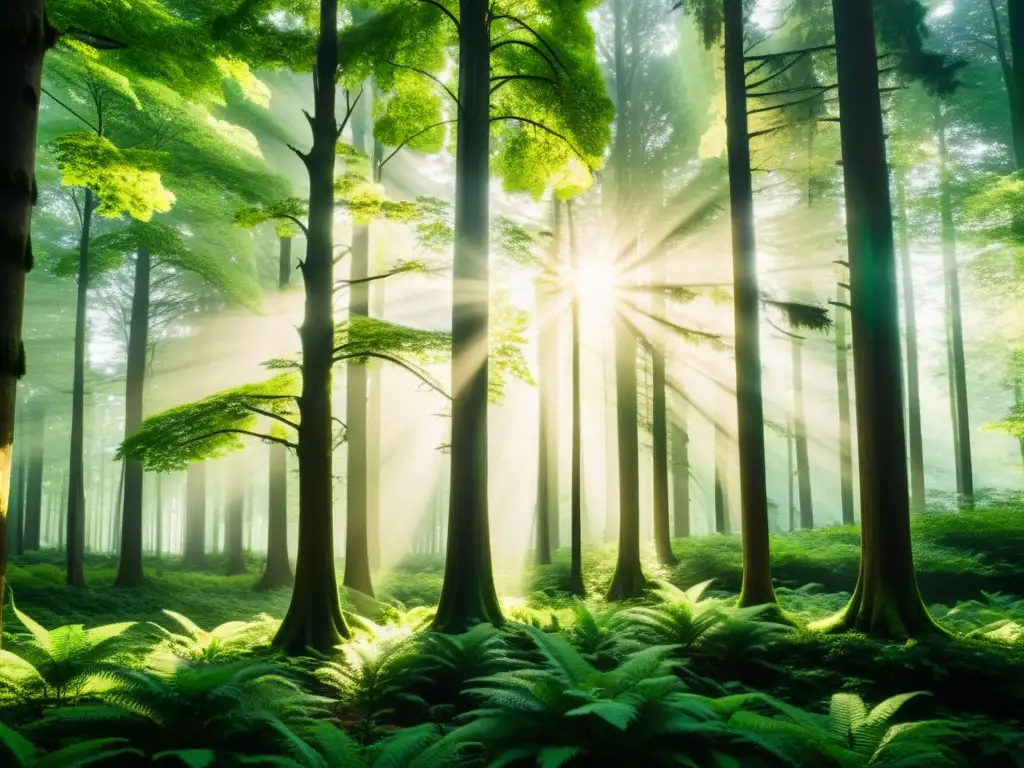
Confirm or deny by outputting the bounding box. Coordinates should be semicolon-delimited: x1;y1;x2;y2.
568;259;618;316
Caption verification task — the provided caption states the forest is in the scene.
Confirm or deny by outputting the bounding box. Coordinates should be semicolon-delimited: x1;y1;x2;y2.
0;0;1023;765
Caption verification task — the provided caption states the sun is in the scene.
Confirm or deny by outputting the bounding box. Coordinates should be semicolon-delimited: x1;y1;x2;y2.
568;258;618;318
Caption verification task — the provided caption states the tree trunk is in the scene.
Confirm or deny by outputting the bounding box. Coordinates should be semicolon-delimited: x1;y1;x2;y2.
115;249;151;586
936;104;973;508
274;0;351;653
184;461;206;566
1004;0;1024;170
432;0;503;633
8;435;25;557
651;304;675;565
110;460;123;554
895;174;925;511
724;0;774;606
225;461;246;575
791;337;813;529
714;423;728;534
534;199;560;565
670;400;689;537
566;200;584;596
154;474;162;560
66;188;94;587
829;0;938;638
0;0;53;646
834;282;855;524
366;246;383;570
259;235;294;590
22;402;43;550
787;419;796;531
603;333;619;542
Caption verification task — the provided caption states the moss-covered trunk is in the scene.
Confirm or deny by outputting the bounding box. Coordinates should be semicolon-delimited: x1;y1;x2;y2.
184;461;206;567
828;0;938;639
66;188;94;587
0;0;53;645
670;400;689;537
115;249;152;586
566;200;584;596
936;105;973;508
273;0;350;654
724;0;774;607
432;0;503;633
834;282;855;524
895;174;925;511
792;337;813;529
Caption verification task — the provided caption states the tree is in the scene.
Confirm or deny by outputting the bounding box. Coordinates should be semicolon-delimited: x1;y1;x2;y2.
0;0;59;647
565;200;584;596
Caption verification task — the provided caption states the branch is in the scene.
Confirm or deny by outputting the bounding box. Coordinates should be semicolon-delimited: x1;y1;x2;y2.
239;403;299;431
333;350;452;400
832;260;849;267
828;299;852;311
765;318;803;340
490;39;560;81
336;88;364;140
287;143;309;163
42;87;99;133
418;0;460;33
182;428;297;451
748;116;837;140
744;42;835;62
378;119;458;171
489;14;569;75
383;61;462;113
490;73;558;95
747;86;836;116
283;215;309;237
489;115;590;169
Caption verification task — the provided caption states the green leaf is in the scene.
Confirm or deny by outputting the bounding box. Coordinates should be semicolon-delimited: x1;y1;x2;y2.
566;701;637;731
153;749;218;768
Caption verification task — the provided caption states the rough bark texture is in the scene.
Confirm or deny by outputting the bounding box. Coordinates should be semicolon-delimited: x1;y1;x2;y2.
829;0;938;639
834;282;855;524
0;0;53;645
66;188;94;588
22;402;43;550
670;400;690;537
725;0;775;607
895;175;925;511
432;0;504;633
115;249;152;586
184;461;206;566
791;337;813;529
566;201;584;596
273;0;351;654
936;105;973;508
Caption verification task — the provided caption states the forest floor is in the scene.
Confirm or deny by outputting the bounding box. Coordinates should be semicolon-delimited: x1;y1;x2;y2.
4;504;1024;765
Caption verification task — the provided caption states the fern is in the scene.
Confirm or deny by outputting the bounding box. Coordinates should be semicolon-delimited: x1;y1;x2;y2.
151;610;279;663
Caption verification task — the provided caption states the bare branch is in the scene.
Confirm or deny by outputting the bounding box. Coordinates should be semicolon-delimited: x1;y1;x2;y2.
333;350;452;400
378;119;458;171
418;0;460;33
489;14;569;75
42;87;100;133
183;429;298;451
336;87;364;139
828;299;852;311
748;87;835;116
283;215;309;237
744;42;835;62
490;39;560;81
765;318;804;340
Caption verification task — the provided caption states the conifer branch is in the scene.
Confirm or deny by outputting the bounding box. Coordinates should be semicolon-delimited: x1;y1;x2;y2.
489;74;558;95
745;52;811;91
42;87;100;133
490;39;560;81
765;318;804;340
383;61;462;112
744;42;835;62
379;120;459;171
489;115;590;170
489;15;569;74
418;0;461;33
747;87;836;116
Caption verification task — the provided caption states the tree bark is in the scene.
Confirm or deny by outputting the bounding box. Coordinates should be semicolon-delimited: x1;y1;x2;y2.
22;402;43;550
154;474;162;559
895;173;925;511
566;200;584;596
670;400;690;537
1002;0;1024;170
366;236;383;571
8;433;25;557
225;461;246;575
834;282;855;524
115;249;152;586
432;0;504;633
651;282;675;565
936;104;973;508
829;0;938;638
184;461;206;566
714;423;729;534
787;419;796;531
66;188;94;587
791;337;813;529
534;200;560;565
724;0;775;606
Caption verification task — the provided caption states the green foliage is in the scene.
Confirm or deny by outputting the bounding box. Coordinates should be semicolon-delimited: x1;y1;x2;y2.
0;721;141;768
51;132;175;220
489;300;535;403
150;610;279;663
761;298;833;333
117;374;300;471
234;199;308;229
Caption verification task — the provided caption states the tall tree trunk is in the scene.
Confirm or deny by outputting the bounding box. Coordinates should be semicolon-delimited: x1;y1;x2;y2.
724;0;774;606
110;460;123;554
936;104;973;508
787;419;796;531
714;423;728;534
433;0;503;633
154;474;162;560
830;0;937;638
259;235;294;590
366;236;383;570
603;333;618;542
566;200;584;595
1016;376;1024;471
115;249;152;586
225;461;246;575
791;336;813;528
651;258;675;564
670;400;689;537
184;461;206;567
66;189;94;587
1000;0;1024;170
273;0;351;654
534;200;560;565
0;0;54;647
944;297;964;496
22;402;43;550
895;174;925;511
834;282;855;524
9;433;25;557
